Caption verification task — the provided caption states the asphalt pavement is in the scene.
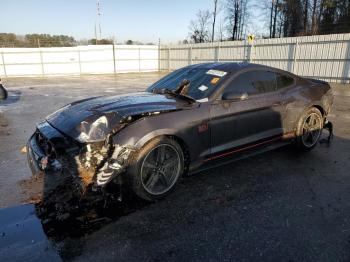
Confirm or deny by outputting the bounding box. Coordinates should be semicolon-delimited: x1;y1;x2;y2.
0;74;349;261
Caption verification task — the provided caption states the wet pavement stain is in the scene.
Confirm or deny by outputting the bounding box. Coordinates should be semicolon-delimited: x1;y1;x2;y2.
0;204;60;261
0;192;149;261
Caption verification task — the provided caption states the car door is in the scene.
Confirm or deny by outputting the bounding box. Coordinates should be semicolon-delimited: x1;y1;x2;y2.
209;70;286;156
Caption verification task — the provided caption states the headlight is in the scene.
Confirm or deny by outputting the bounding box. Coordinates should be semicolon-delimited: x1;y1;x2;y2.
77;116;108;143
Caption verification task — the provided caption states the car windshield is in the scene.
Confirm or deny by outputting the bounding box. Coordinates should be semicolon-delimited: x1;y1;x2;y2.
147;67;227;100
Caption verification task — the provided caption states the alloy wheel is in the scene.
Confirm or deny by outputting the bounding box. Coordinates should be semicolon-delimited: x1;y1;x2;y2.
140;144;181;195
301;112;322;147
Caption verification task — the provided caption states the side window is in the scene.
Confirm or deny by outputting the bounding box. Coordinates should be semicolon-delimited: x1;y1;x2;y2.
224;70;277;96
224;71;258;95
276;73;294;89
253;71;276;93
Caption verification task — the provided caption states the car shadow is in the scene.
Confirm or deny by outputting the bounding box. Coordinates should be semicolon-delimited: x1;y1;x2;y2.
0;89;22;106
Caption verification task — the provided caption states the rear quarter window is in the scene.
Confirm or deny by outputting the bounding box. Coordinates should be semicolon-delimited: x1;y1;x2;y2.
276;74;294;89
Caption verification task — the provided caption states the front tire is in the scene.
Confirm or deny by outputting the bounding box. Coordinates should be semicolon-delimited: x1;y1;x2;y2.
128;137;184;201
295;107;323;151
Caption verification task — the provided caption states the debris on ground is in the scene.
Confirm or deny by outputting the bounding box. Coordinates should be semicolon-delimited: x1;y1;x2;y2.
20;154;149;240
20;146;27;154
0;115;10;136
19;173;44;204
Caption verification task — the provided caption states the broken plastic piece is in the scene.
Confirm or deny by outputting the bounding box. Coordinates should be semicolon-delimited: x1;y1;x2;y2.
20;146;27;154
95;145;134;186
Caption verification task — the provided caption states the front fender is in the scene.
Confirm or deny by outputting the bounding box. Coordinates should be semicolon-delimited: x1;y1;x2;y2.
111;117;179;149
134;128;178;148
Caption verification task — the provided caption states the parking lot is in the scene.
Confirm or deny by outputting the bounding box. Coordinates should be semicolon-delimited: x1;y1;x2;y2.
1;73;350;261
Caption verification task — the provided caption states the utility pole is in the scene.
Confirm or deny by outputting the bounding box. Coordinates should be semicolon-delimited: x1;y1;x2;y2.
95;0;102;44
211;0;218;42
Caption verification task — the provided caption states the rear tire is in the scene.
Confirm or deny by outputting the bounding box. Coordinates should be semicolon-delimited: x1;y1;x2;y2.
128;137;184;201
295;107;323;151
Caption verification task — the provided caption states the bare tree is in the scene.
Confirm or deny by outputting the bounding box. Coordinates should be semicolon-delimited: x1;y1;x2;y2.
311;0;319;34
227;0;240;40
189;9;211;43
272;0;279;37
278;8;284;37
211;0;219;42
303;0;309;33
269;0;274;37
226;0;249;41
239;0;249;39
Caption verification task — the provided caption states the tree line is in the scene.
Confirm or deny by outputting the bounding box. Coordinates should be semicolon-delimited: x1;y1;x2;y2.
188;0;350;43
0;33;153;47
0;33;77;47
269;0;350;38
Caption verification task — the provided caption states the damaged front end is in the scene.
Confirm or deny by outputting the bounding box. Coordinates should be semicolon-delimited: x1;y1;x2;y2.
26;116;140;223
27;107;172;204
27;92;189;220
27;119;135;196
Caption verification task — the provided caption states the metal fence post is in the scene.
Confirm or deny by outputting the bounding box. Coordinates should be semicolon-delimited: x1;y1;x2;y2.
217;42;221;62
168;47;171;71
138;48;141;72
158;39;161;71
246;41;251;62
292;40;299;74
244;40;250;62
188;45;192;65
214;42;221;62
190;45;193;65
39;48;45;77
1;51;7;77
250;42;254;62
112;44;117;75
77;47;82;75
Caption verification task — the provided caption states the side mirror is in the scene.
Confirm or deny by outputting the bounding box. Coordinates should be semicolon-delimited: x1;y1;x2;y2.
222;91;248;101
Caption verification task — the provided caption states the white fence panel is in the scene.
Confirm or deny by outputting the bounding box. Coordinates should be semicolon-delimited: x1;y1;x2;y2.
160;33;350;83
2;34;350;83
0;45;159;77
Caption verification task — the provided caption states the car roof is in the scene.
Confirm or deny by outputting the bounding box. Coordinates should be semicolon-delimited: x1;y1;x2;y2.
185;62;283;75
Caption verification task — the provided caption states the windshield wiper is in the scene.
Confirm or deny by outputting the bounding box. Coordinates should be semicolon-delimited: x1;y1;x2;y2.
152;88;196;103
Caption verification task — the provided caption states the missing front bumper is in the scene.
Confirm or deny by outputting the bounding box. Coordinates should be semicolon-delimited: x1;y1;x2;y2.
95;145;134;186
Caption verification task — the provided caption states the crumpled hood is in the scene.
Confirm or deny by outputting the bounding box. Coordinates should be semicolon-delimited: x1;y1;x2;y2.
46;92;193;143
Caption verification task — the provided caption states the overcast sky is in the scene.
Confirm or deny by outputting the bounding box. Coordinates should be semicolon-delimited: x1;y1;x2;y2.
0;0;266;43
